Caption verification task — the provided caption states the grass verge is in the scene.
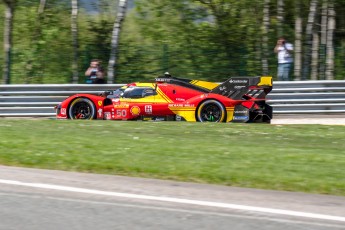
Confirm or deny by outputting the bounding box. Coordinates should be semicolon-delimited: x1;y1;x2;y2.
0;119;344;196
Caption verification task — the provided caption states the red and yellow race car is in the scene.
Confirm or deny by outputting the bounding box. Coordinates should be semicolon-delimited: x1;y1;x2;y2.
55;74;273;123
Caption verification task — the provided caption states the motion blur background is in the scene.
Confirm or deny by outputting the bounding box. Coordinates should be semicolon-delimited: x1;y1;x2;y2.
0;0;344;84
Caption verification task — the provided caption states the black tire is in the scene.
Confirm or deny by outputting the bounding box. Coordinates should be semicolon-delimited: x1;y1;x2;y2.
196;100;226;122
68;98;96;120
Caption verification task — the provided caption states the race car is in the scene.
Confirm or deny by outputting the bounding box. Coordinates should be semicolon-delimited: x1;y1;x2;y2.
55;74;273;123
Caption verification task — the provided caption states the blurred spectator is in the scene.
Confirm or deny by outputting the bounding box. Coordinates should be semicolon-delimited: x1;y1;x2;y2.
85;59;105;84
274;37;293;81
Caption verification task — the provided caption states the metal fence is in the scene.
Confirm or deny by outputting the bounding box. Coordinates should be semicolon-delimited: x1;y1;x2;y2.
268;80;345;114
0;84;123;117
0;80;344;117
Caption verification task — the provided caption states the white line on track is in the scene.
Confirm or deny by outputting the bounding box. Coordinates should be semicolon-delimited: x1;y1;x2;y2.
2;192;344;229
1;179;344;222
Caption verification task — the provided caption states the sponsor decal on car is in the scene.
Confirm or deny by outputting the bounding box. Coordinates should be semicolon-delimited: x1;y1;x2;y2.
169;104;184;107
98;101;102;106
234;110;248;114
229;79;248;84
155;78;171;82
154;117;165;121
98;109;103;117
104;112;111;120
233;116;249;120
114;103;129;109
169;104;195;107
145;105;153;114
130;106;140;115
61;108;66;115
185;104;195;107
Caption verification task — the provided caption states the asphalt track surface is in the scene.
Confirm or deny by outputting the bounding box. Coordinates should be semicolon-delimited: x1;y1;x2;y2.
0;166;344;230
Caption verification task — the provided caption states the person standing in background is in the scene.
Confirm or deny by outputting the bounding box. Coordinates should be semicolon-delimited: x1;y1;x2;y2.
274;37;293;81
85;59;105;84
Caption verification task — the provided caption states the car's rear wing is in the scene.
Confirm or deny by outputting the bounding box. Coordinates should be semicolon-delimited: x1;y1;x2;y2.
210;76;272;100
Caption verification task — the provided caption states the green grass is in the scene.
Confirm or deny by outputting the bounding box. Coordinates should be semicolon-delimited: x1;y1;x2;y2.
0;119;344;196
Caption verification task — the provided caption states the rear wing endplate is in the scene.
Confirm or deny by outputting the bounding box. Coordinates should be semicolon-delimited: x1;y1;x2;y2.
210;76;272;100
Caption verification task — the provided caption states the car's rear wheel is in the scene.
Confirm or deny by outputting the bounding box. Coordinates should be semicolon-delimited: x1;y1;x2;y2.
68;98;96;120
196;100;226;122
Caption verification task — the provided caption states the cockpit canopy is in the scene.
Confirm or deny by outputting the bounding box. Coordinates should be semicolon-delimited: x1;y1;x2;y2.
109;86;157;99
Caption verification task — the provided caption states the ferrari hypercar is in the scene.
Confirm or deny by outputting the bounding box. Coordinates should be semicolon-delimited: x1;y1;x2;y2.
55;75;273;123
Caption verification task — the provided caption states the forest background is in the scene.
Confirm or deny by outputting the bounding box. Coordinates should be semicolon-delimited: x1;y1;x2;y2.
1;0;344;84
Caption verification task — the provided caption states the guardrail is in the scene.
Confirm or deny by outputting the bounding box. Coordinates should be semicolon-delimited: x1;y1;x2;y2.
0;80;344;117
267;80;345;114
0;84;123;117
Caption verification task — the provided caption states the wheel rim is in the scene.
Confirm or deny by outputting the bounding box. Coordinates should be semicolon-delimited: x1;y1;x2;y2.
70;100;94;119
198;101;225;122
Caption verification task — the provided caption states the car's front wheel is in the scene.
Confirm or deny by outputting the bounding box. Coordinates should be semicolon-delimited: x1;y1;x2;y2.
196;100;226;122
68;98;96;120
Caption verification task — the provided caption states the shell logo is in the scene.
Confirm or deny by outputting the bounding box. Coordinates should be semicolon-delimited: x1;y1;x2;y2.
130;106;140;115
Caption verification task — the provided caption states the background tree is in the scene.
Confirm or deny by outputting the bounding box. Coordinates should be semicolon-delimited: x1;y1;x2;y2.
311;27;319;80
262;0;270;76
78;0;114;83
302;0;318;80
12;0;72;83
107;0;128;83
277;0;284;37
71;0;79;83
22;0;47;84
1;0;344;83
325;0;335;80
318;0;328;80
293;0;302;80
1;0;16;84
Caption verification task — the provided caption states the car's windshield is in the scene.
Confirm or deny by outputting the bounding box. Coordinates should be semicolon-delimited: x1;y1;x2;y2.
122;87;157;98
112;88;125;98
111;86;157;99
